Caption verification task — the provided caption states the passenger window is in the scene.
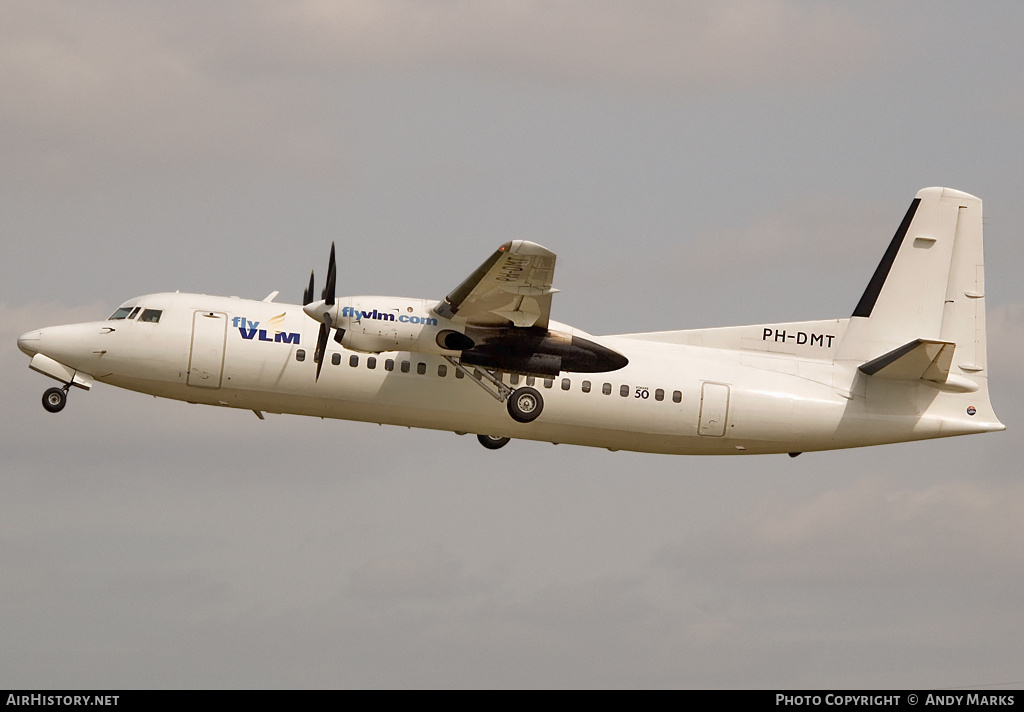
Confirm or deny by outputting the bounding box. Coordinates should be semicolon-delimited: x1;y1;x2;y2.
602;383;612;395
543;378;553;389
455;368;464;379
385;359;395;372
438;365;447;377
619;385;629;397
509;373;520;385
332;353;341;366
582;380;591;393
108;307;132;320
672;390;682;403
561;378;571;391
417;362;426;375
296;349;306;362
349;355;359;367
655;388;664;401
367;357;377;370
401;361;411;373
139;309;162;323
526;376;536;387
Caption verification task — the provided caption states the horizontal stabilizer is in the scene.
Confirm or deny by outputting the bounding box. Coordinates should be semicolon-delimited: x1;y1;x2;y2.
858;338;954;382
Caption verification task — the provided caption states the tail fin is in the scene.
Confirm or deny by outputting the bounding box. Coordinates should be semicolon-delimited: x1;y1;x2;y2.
838;188;987;366
839;186;983;358
838;187;1002;429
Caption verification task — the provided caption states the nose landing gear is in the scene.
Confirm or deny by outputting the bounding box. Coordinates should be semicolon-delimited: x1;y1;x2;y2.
42;386;69;413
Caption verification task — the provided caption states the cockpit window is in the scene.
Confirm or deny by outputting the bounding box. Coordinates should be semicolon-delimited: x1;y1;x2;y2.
138;309;163;323
128;306;141;319
108;307;133;320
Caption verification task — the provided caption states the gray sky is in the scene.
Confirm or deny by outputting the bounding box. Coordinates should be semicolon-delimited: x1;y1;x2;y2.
2;0;1023;688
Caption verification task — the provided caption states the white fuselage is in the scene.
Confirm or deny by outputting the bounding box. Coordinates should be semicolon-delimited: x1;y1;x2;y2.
17;291;1003;455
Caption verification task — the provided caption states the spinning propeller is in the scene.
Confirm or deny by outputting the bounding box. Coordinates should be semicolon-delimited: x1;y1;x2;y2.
302;243;343;381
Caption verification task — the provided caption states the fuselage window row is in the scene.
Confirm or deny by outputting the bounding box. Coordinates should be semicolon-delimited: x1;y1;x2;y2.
294;349;682;403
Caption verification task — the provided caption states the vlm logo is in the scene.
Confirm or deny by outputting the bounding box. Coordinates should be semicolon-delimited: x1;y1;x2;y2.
232;314;300;345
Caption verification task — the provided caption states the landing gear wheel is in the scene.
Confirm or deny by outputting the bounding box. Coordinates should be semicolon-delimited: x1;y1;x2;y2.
507;386;543;423
477;434;511;450
42;387;67;413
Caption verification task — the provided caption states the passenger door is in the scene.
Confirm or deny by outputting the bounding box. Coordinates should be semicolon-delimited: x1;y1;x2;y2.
698;382;730;437
187;311;227;388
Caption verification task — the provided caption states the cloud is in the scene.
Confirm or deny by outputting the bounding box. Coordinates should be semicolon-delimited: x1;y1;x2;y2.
986;301;1024;392
267;0;882;91
347;544;489;601
643;473;1024;685
656;474;1024;586
625;192;904;328
1;1;883;187
684;192;897;270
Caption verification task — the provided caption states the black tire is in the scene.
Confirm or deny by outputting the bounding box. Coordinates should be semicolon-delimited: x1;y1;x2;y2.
507;386;543;423
477;434;511;450
42;387;67;413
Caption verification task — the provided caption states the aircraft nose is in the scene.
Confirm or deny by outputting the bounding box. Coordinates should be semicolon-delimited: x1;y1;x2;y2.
17;330;42;356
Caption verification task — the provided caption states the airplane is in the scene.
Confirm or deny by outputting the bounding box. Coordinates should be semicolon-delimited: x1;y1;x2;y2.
17;187;1004;456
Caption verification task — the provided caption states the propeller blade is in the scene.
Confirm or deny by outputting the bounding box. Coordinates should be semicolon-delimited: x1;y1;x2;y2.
303;270;315;306
314;326;328;381
314;311;333;381
306;243;337;381
323;242;337;306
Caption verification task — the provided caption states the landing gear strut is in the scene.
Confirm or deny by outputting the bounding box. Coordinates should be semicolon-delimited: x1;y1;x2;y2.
442;356;546;423
42;386;68;413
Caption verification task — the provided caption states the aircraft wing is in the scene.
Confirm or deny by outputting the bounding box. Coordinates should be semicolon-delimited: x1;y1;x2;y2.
433;240;558;329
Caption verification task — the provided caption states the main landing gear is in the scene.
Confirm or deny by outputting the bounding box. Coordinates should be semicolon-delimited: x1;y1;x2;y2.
477;434;511;450
42;386;69;413
443;357;545;451
506;386;543;423
441;356;546;423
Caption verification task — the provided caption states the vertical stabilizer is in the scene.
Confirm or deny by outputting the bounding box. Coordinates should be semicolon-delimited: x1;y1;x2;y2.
837;188;1002;433
838;187;986;373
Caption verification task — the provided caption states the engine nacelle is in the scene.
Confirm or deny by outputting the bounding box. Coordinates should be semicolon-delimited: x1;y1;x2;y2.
459;328;628;377
331;296;472;355
461;351;562;376
320;297;627;376
337;330;404;354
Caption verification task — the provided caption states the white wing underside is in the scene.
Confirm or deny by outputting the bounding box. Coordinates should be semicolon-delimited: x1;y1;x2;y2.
434;240;558;329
